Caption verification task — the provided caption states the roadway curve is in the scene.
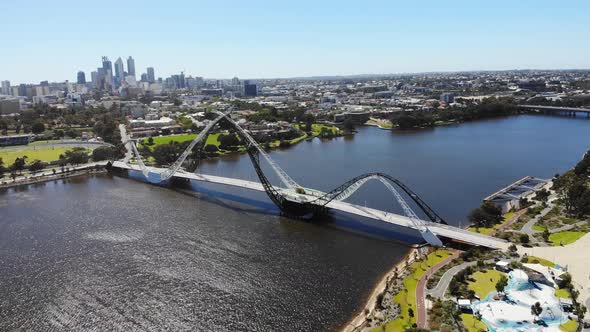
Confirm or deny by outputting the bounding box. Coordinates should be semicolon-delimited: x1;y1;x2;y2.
416;250;460;329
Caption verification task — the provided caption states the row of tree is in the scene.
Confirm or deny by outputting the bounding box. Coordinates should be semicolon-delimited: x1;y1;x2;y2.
389;97;521;129
553;150;590;217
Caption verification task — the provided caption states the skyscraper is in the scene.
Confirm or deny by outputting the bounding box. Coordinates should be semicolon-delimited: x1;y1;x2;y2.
147;67;155;83
1;80;10;95
91;71;98;88
102;56;114;91
114;57;125;87
77;71;86;84
127;56;136;78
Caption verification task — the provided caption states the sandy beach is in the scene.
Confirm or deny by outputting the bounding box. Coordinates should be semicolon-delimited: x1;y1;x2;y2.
340;246;421;332
518;233;590;311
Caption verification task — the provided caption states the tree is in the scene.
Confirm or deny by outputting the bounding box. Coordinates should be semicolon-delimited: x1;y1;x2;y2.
533;189;550;202
31;121;45;134
152;144;180;165
147;136;154;145
574;304;586;321
468;201;503;228
218;133;241;150
519;233;530;244
343;118;355;131
10;156;27;174
495;275;508;295
204;144;219;153
508;243;518;254
0;157;5;179
542;228;550;242
531;302;543;321
408;307;414;318
92;146;115;161
28;160;46;173
64;147;89;165
304;114;314;132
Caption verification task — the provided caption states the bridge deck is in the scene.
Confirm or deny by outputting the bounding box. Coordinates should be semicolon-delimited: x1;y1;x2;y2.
111;161;507;249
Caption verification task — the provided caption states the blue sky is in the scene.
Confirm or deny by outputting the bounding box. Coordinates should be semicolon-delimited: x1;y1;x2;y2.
1;0;589;84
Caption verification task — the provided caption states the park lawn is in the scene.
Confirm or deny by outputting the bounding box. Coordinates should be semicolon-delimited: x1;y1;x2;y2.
467;269;506;299
532;224;547;231
295;123;341;136
141;133;223;150
0;147;73;165
371;249;454;332
559;320;578;332
526;255;555;267
150;133;197;146
460;313;487;332
549;231;586;246
468;212;515;235
555;287;571;299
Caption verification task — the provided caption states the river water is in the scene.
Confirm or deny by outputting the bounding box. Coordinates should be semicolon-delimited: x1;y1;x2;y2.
1;115;589;331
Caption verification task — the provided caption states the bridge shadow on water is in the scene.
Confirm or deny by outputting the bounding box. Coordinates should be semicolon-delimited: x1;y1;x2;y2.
121;169;426;245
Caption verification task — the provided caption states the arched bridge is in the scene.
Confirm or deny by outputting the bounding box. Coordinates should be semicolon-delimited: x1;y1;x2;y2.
112;111;506;249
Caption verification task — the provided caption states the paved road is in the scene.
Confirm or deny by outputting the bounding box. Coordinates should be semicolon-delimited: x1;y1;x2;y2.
416;250;460;329
119;124;133;163
520;196;558;235
426;261;476;299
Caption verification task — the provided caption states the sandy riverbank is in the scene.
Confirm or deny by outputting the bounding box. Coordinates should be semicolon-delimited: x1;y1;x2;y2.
340;246;421;332
518;232;590;312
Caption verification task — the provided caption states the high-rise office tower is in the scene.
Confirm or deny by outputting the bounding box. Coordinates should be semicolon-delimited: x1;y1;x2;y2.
77;71;86;84
114;57;125;87
101;56;114;91
179;72;185;88
147;67;155;83
127;56;136;77
1;80;10;95
91;71;98;88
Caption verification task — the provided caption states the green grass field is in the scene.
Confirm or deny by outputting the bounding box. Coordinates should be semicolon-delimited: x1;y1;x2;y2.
532;224;547;231
525;255;555;268
559;319;578;332
468;212;515;235
468;269;505;299
141;133;222;150
371;249;454;332
460;313;488;332
141;131;309;152
555;287;572;299
0;147;74;165
549;231;586;246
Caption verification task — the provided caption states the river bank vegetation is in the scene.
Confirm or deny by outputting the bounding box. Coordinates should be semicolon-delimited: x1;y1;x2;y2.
388;97;520;129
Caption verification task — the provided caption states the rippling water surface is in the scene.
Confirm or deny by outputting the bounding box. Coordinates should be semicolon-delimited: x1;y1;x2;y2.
2;115;590;331
0;176;408;331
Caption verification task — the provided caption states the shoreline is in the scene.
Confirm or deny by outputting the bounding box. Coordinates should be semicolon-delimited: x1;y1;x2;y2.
0;168;106;189
340;246;421;332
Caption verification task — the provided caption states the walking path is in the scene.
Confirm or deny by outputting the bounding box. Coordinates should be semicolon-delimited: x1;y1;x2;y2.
491;208;528;236
547;220;587;233
426;261;476;299
416;250;460;329
521;204;554;235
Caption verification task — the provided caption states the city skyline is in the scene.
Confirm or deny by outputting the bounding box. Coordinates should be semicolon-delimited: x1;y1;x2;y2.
1;0;590;83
